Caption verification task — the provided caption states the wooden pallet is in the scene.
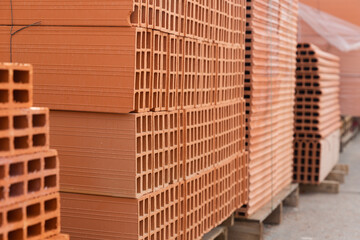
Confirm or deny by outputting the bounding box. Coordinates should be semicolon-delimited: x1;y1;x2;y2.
300;164;349;194
203;226;228;240
202;214;234;240
228;184;299;240
340;118;359;152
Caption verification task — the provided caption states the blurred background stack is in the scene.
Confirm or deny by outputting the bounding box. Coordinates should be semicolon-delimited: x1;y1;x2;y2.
293;43;341;184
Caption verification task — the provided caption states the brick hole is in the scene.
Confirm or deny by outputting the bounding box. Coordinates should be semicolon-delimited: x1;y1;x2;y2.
142;176;146;191
45;217;58;232
14;136;29;149
9;162;24;177
149;8;153;26
137;137;141;154
32;134;46;147
14;116;29;130
155;9;160;26
26;203;40;218
130;5;139;24
28;159;41;173
141;6;146;23
13;90;29;103
136;117;141;134
136;157;141;174
45;198;57;212
0;187;4;200
28;178;41;193
0;90;9;103
27;223;41;238
8;229;23;240
32;114;46;128
139;220;144;236
0;117;9;130
137;177;141;194
0;212;2;226
44;156;56;169
145;92;150;109
9;182;24;197
0;70;9;83
135;92;140;110
0;165;4;179
13;70;29;84
139;93;144;109
7;208;23;223
147;173;152;189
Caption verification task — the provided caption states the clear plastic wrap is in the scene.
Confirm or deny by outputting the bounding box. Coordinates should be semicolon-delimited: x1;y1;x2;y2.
299;3;360;52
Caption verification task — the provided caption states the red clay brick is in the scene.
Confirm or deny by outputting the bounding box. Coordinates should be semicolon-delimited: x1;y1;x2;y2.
242;0;298;216
0;193;60;240
0;63;33;109
0;107;49;157
0;149;58;207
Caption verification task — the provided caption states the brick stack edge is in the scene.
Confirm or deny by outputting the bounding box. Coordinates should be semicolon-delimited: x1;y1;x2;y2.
233;0;299;217
0;1;251;239
293;43;341;184
0;63;69;240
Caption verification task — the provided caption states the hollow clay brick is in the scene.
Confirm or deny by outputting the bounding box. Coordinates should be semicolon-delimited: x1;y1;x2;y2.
295;43;341;139
0;27;153;113
242;0;298;216
0;149;59;207
0;63;33;109
60;153;248;240
0;0;144;27
293;130;340;184
61;184;180;240
51;101;247;197
294;43;341;184
0;107;49;157
50;110;153;198
1;1;245;44
0;192;60;240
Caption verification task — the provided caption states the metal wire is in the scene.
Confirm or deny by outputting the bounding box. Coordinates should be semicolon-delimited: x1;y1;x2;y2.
9;0;41;62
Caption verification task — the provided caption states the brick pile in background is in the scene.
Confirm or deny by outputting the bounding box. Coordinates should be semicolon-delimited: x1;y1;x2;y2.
0;1;250;239
235;0;299;217
293;43;341;184
0;63;69;240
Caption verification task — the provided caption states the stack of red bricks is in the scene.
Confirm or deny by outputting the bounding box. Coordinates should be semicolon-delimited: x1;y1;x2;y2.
0;1;249;239
293;43;341;184
236;0;299;217
0;63;69;240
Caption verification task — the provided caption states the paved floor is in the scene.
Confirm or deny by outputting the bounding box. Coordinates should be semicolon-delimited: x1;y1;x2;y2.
264;133;360;240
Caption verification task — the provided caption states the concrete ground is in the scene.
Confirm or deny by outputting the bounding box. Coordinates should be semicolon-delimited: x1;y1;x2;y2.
264;133;360;240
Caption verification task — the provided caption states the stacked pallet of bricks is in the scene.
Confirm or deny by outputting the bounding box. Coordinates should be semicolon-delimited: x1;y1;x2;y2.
234;0;298;217
293;43;341;184
0;63;69;240
0;1;249;239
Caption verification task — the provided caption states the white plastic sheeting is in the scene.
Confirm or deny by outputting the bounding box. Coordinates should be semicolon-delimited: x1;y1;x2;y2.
299;3;360;52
